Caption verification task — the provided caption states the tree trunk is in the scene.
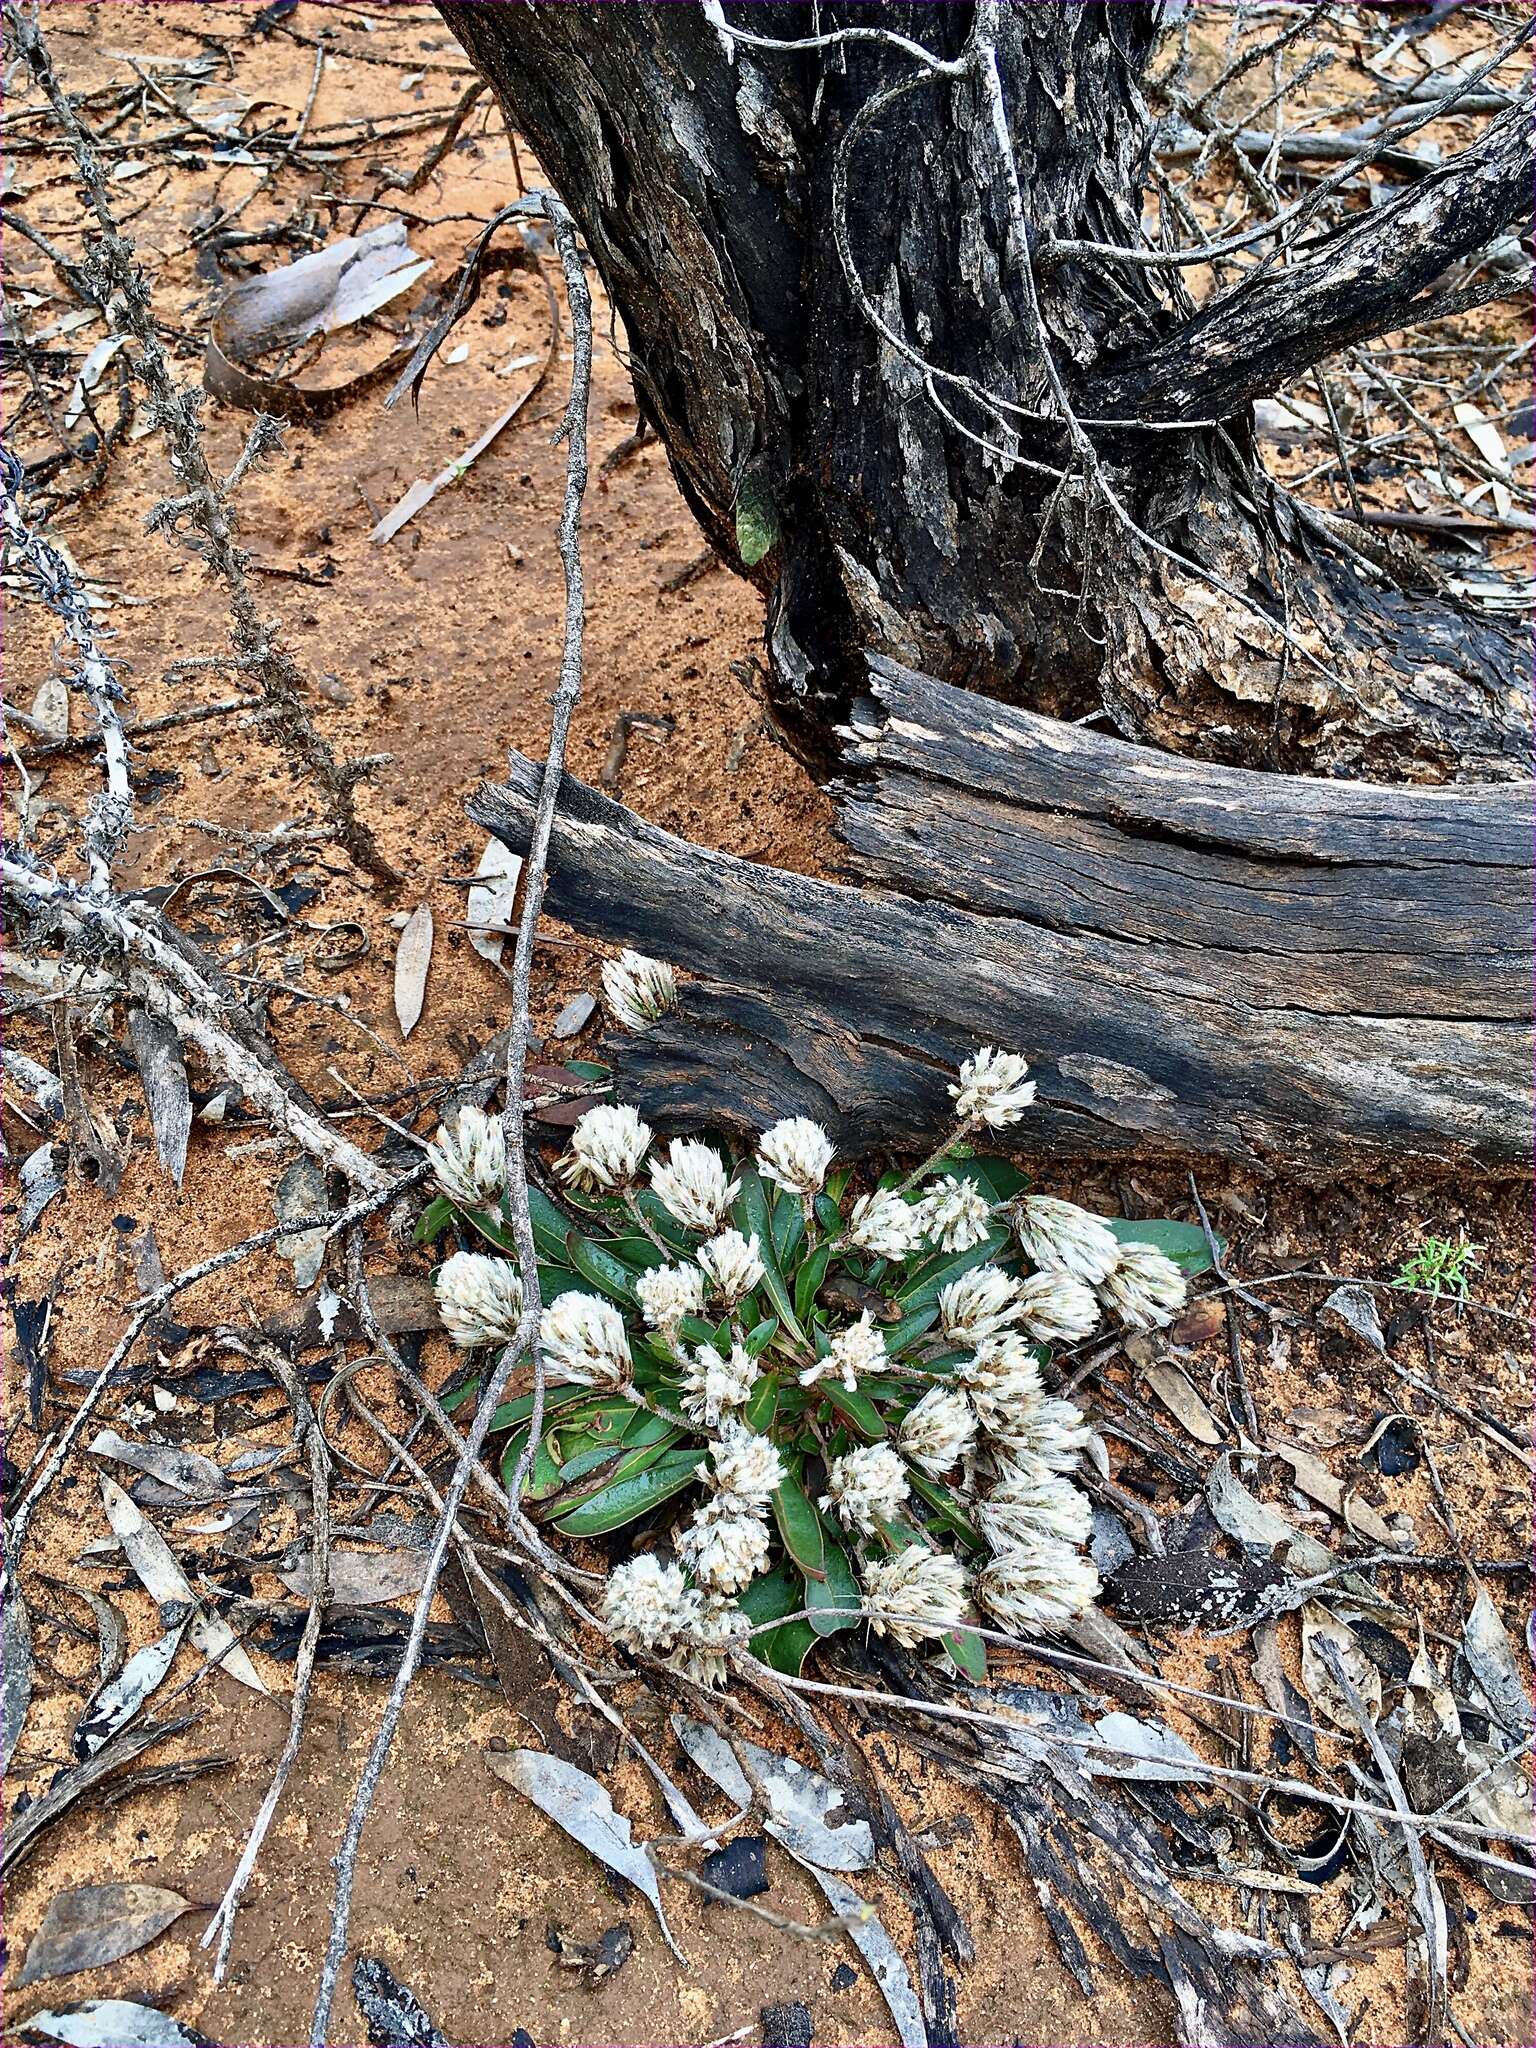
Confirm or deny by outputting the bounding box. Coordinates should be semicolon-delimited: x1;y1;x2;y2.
469;654;1531;1178
440;2;1531;780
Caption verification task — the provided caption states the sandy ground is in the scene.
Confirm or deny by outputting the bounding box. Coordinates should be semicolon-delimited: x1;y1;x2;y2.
3;8;1531;2047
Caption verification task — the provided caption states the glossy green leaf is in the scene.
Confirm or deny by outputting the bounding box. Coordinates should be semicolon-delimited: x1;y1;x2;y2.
744;1371;779;1432
1103;1215;1220;1276
484;1382;592;1433
563;1059;610;1083
743;1316;780;1359
564;1232;636;1304
731;1166;806;1345
879;1304;940;1356
528;1185;576;1263
908;1470;984;1551
415;1194;454;1244
807;1529;861;1636
956;1156;1031;1204
793;1241;832;1326
819;1381;887;1439
500;1427;564;1502
771;1462;826;1581
736;1561;816;1676
771;1193;805;1268
943;1622;987;1681
551;1445;706;1535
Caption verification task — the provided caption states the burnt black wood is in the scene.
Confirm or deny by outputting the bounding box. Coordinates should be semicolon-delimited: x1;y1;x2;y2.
469;655;1532;1175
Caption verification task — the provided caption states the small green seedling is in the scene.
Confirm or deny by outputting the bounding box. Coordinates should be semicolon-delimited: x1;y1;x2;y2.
1394;1233;1484;1303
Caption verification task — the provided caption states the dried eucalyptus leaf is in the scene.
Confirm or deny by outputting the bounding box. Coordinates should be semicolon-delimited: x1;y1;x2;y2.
1300;1603;1381;1729
18;1883;192;1986
1462;1585;1532;1738
19;2000;208;2047
799;1862;927;2048
1273;1442;1407;1550
1322;1284;1386;1354
30;675;70;740
99;1477;267;1696
281;1547;427;1606
673;1717;874;1871
466;838;522;969
393;902;433;1039
275;1157;328;1290
1207;1453;1334;1578
1088;1711;1207;1784
486;1749;682;1962
73;1620;187;1760
89;1429;224;1497
1141;1358;1224;1446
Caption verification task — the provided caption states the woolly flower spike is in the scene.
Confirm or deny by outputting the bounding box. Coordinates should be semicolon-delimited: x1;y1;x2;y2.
862;1544;969;1648
821;1441;909;1536
950;1047;1035;1128
975;1540;1100;1634
801;1310;886;1391
847;1189;925;1262
538;1291;631;1387
601;949;677;1032
603;1554;698;1652
706;1421;785;1509
667;1595;751;1689
959;1334;1046;1435
425;1105;507;1209
435;1251;524;1349
1015;1269;1100;1346
698;1228;765;1303
678;1501;771;1594
649;1139;740;1233
977;1466;1093;1552
557;1102;652;1192
635;1261;708;1335
989;1395;1094;1474
756;1116;835;1197
1012;1195;1121;1287
1098;1241;1188;1332
938;1264;1024;1347
898;1385;977;1478
680;1341;759;1428
915;1176;994;1255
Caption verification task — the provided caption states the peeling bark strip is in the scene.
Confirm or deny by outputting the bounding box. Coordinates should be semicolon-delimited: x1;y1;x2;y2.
470;656;1532;1176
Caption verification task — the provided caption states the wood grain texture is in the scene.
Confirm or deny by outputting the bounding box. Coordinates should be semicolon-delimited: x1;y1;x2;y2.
468;656;1532;1175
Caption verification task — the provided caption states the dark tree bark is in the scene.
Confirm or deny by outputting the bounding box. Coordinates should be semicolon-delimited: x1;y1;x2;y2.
440;1;1531;781
470;656;1532;1178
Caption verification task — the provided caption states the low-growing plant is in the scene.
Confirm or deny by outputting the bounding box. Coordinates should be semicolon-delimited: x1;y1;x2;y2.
418;956;1216;1687
1394;1231;1484;1303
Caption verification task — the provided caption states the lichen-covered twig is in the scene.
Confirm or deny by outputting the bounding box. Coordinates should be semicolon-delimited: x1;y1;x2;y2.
9;6;399;888
308;190;592;2046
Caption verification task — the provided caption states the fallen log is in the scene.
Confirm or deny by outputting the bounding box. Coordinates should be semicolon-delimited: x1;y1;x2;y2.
469;656;1531;1176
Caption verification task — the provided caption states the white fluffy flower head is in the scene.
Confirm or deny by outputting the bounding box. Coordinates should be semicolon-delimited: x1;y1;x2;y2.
706;1421;784;1508
959;1333;1046;1435
988;1395;1093;1473
680;1341;759;1428
820;1441;909;1536
801;1310;886;1391
635;1261;708;1334
649;1139;740;1232
862;1544;969;1648
938;1264;1024;1346
603;1554;698;1651
975;1540;1100;1634
435;1251;524;1349
1012;1196;1120;1286
977;1467;1093;1552
898;1385;977;1477
756;1116;835;1197
950;1047;1036;1128
666;1595;751;1688
601;949;677;1031
847;1189;925;1262
698;1228;765;1303
539;1290;631;1386
1015;1269;1100;1346
425;1105;506;1209
557;1103;652;1191
916;1176;994;1254
1099;1241;1188;1331
678;1501;771;1593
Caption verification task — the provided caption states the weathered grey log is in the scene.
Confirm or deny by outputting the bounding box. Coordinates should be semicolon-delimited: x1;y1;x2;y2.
468;658;1532;1177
